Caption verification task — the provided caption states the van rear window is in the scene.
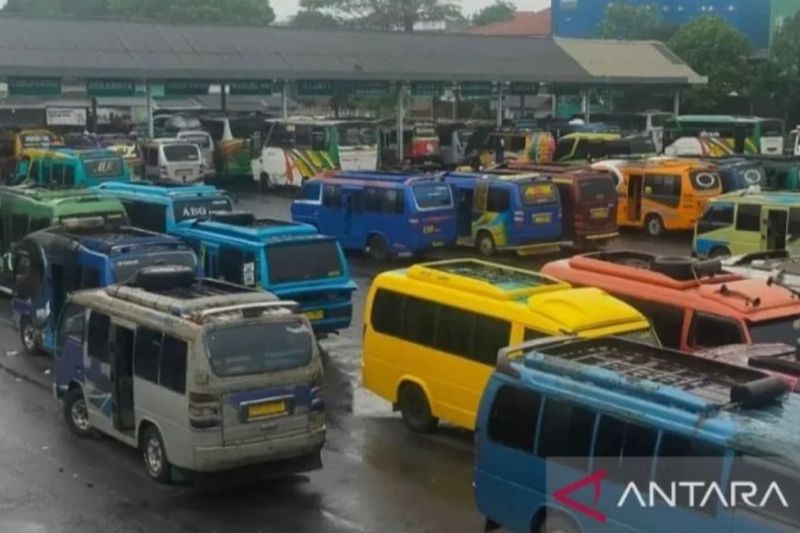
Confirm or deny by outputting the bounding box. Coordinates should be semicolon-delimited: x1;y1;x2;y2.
412;183;453;209
519;183;558;205
83;157;124;178
163;145;200;162
266;240;343;285
578;178;615;202
205;320;313;376
172;197;233;221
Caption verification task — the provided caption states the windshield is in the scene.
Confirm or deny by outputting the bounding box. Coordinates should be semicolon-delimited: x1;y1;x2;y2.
82;156;125;179
172;197;233;222
617;328;661;347
578;178;615;203
205;320;313;376
179;134;212;149
163;144;200;162
519;182;558;206
338;126;377;147
412;183;453;209
113;250;196;283
749;317;800;346
266;240;343;285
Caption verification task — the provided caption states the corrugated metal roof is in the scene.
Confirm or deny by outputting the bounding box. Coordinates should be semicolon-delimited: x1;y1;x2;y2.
467;9;551;37
0;15;702;85
555;37;707;85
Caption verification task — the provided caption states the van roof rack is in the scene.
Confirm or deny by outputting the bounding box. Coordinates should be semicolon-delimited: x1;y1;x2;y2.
577;250;730;283
502;337;788;412
407;259;568;300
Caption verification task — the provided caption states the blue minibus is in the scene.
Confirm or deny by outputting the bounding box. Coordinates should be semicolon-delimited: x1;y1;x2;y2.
92;182;234;233
475;337;800;533
444;172;563;256
15;148;131;188
172;213;356;334
12;219;198;355
291;171;456;260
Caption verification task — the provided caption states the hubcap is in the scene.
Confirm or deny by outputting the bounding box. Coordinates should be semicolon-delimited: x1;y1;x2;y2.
22;325;35;350
479;238;492;254
649;219;660;235
71;399;90;432
146;437;163;475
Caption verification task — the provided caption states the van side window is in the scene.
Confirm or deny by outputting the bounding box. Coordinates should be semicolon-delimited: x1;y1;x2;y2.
594;415;657;484
301;182;322;202
472;315;511;365
52;162;66;186
736;204;761;232
697;202;734;234
644;174;681;207
58;304;85;348
371;289;404;337
617;297;684;349
790;208;800;237
365;188;404;214
690;313;743;348
537;397;595;469
401;296;437;347
435;305;474;356
322;185;342;208
488;385;541;452
123;200;167;233
159;335;187;395
656;433;725;515
87;312;111;362
64;163;76;186
134;327;162;383
487;187;510;212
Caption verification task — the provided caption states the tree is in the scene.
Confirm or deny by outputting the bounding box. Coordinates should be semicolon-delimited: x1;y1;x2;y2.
596;2;674;41
299;0;463;32
4;0;276;25
668;15;752;112
290;9;340;29
764;11;800;123
471;0;515;27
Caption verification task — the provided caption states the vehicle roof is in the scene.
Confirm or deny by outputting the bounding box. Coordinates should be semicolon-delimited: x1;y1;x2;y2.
444;171;549;185
560;132;621;141
543;252;800;322
499;337;800;467
711;190;800;206
174;214;323;245
608;157;714;173
377;259;649;334
93;182;230;203
505;163;615;181
322;170;443;187
673;115;775;124
27;224;189;255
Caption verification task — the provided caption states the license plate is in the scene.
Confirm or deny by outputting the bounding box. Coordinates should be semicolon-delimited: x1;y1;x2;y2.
533;213;552;224
423;225;439;234
590;207;609;219
432;241;445;248
305;309;324;321
248;400;286;419
177;169;193;177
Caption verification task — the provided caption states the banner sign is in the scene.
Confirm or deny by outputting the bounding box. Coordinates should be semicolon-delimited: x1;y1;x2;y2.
509;82;539;95
351;81;390;98
86;79;136;97
46;107;87;126
229;80;274;95
460;82;493;99
8;77;61;96
162;80;211;96
297;79;335;97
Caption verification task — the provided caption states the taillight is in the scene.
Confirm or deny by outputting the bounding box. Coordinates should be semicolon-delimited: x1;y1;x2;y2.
310;371;324;412
189;391;221;429
159;165;168;177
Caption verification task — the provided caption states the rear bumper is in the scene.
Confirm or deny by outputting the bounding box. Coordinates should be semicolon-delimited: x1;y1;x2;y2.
508;241;563;256
193;426;326;473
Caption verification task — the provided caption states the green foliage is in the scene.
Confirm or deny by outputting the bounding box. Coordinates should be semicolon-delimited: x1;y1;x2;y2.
596;2;674;41
290;9;340;29
668;15;752;112
764;11;800;121
300;0;463;32
4;0;276;25
471;0;515;27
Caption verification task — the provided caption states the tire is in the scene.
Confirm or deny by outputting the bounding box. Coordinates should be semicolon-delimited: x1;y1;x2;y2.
141;426;171;483
63;388;93;438
708;246;731;259
476;231;497;257
259;172;272;192
398;383;438;433
19;317;40;356
645;214;665;238
367;234;391;261
537;514;580;533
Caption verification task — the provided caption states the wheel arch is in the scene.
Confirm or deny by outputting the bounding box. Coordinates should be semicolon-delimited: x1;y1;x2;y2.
137;417;167;451
394;376;433;411
530;505;583;533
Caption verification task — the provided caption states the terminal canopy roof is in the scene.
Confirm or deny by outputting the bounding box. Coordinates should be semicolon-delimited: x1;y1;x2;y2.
0;15;703;86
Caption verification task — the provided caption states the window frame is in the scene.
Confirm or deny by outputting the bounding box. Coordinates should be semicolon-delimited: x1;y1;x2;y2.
735;203;762;232
688;312;745;349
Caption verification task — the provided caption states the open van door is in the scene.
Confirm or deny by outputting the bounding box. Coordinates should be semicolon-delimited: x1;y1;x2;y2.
763;208;789;252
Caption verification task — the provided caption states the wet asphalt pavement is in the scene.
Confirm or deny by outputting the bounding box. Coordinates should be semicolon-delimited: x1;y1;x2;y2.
0;191;692;533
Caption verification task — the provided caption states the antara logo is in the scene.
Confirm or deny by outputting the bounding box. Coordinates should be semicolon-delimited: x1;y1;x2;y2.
554;469;608;523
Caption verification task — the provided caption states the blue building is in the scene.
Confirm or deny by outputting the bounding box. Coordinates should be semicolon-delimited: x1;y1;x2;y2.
551;0;778;49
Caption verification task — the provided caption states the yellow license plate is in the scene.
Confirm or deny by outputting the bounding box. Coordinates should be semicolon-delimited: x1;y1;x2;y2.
423;225;439;234
305;309;324;321
533;213;552;224
590;207;609;219
248;400;286;419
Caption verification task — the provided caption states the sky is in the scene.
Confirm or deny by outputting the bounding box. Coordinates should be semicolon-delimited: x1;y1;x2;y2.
273;0;550;21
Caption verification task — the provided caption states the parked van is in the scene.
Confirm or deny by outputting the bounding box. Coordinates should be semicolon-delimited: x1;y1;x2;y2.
54;267;325;482
12;222;197;355
93;182;234;234
174;130;215;180
142;139;205;184
709;158;766;192
173;213;356;334
444;172;562;256
0;128;61;179
694;191;800;258
475;336;798;533
14;148;131;188
596;159;722;237
292;171;457;260
200;115;264;182
471;129;556;169
0;188;127;291
553;132;621;162
334;120;378;171
362;259;657;432
379;124;440;167
542;251;800;353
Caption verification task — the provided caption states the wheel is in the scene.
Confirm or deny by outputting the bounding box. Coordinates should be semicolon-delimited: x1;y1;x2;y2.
537;514;580;533
398;383;438;433
367;235;391;261
19;317;40;356
141;426;171;483
259;172;272;192
708;246;731;259
645;214;665;238
63;388;93;438
476;231;497;257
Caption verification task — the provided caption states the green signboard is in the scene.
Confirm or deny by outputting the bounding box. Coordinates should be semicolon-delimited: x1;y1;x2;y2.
460;82;493;99
410;81;443;97
229;80;274;95
509;82;539;95
8;77;61;96
351;81;390;98
297;80;335;97
86;78;136;97
162;80;211;96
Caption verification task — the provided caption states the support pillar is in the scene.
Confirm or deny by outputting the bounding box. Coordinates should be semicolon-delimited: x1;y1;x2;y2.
452;85;458;121
397;83;405;164
495;84;503;128
146;81;154;139
221;84;227;113
281;81;288;119
673;89;681;115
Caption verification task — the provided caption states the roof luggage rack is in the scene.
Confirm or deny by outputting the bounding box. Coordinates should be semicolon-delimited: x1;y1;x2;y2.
582;250;726;282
